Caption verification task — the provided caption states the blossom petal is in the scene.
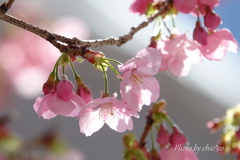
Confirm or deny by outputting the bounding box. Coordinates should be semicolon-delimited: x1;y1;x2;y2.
47;94;76;116
106;114;133;132
79;108;104;136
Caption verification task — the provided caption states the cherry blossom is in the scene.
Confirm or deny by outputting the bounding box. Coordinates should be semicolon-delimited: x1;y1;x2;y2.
129;0;153;15
34;77;86;119
159;147;199;160
173;0;197;14
157;33;202;78
200;29;238;61
78;95;139;136
118;47;161;112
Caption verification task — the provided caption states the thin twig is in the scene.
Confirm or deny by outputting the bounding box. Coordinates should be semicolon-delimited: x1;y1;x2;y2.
0;0;172;55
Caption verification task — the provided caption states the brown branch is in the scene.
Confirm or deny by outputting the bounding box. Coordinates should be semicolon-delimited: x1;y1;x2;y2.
0;0;172;55
0;0;15;13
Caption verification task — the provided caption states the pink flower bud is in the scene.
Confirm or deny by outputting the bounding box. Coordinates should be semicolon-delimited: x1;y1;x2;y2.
157;124;170;146
56;77;74;101
204;10;221;31
83;49;104;64
193;21;208;45
42;81;55;95
76;85;92;103
170;124;187;147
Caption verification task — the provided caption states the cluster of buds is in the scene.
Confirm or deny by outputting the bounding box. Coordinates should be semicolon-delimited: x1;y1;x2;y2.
207;104;240;159
122;100;198;160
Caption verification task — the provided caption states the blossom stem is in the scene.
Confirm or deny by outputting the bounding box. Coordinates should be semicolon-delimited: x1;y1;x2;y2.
55;63;60;83
69;61;78;77
103;61;120;76
162;20;171;36
150;128;156;150
102;58;122;65
62;66;65;75
171;13;176;28
164;114;174;128
100;63;108;94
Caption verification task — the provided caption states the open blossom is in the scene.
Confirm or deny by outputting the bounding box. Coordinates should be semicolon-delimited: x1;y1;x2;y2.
129;0;153;15
173;0;197;14
159;147;199;160
33;77;86;119
118;47;161;112
78;95;139;136
200;29;238;61
157;33;202;78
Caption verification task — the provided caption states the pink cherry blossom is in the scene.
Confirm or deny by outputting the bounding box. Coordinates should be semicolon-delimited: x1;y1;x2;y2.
157;33;202;78
198;0;220;9
78;96;139;136
159;146;199;160
118;47;161;112
174;0;197;14
129;0;153;15
200;29;238;61
34;78;86;119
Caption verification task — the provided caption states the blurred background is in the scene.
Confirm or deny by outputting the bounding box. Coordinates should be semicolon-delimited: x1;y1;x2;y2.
0;0;239;159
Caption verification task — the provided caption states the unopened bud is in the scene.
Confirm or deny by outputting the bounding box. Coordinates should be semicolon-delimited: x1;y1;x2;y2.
76;85;92;103
123;132;136;148
42;71;56;95
170;124;187;147
193;21;208;45
204;10;221;31
157;123;170;146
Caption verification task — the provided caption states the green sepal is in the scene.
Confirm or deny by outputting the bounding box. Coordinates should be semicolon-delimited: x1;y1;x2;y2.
57;53;70;67
76;57;84;63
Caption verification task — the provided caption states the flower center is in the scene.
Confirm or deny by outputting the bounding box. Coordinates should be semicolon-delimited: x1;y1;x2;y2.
131;73;144;84
99;103;118;122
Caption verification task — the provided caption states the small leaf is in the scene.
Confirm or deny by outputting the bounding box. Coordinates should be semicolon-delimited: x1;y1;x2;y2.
76;57;84;63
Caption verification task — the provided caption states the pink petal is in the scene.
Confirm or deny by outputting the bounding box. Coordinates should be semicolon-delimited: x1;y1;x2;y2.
119;47;161;76
67;93;86;117
37;93;54;117
160;147;199;160
200;29;238;61
57;79;74;101
47;94;76;116
174;0;197;14
79;108;104;136
106;114;133;132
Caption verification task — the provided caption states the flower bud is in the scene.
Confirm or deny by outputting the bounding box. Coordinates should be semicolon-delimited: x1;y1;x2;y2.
170;124;187;147
193;21;208;45
42;71;56;95
123;132;136;148
76;85;92;103
83;49;104;64
157;123;170;146
204;10;221;31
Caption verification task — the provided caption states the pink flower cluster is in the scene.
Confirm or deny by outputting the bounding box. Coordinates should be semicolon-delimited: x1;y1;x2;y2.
130;0;238;78
34;47;162;136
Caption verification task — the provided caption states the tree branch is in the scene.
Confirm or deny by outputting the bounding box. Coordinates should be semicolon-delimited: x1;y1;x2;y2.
0;0;172;56
0;0;15;13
